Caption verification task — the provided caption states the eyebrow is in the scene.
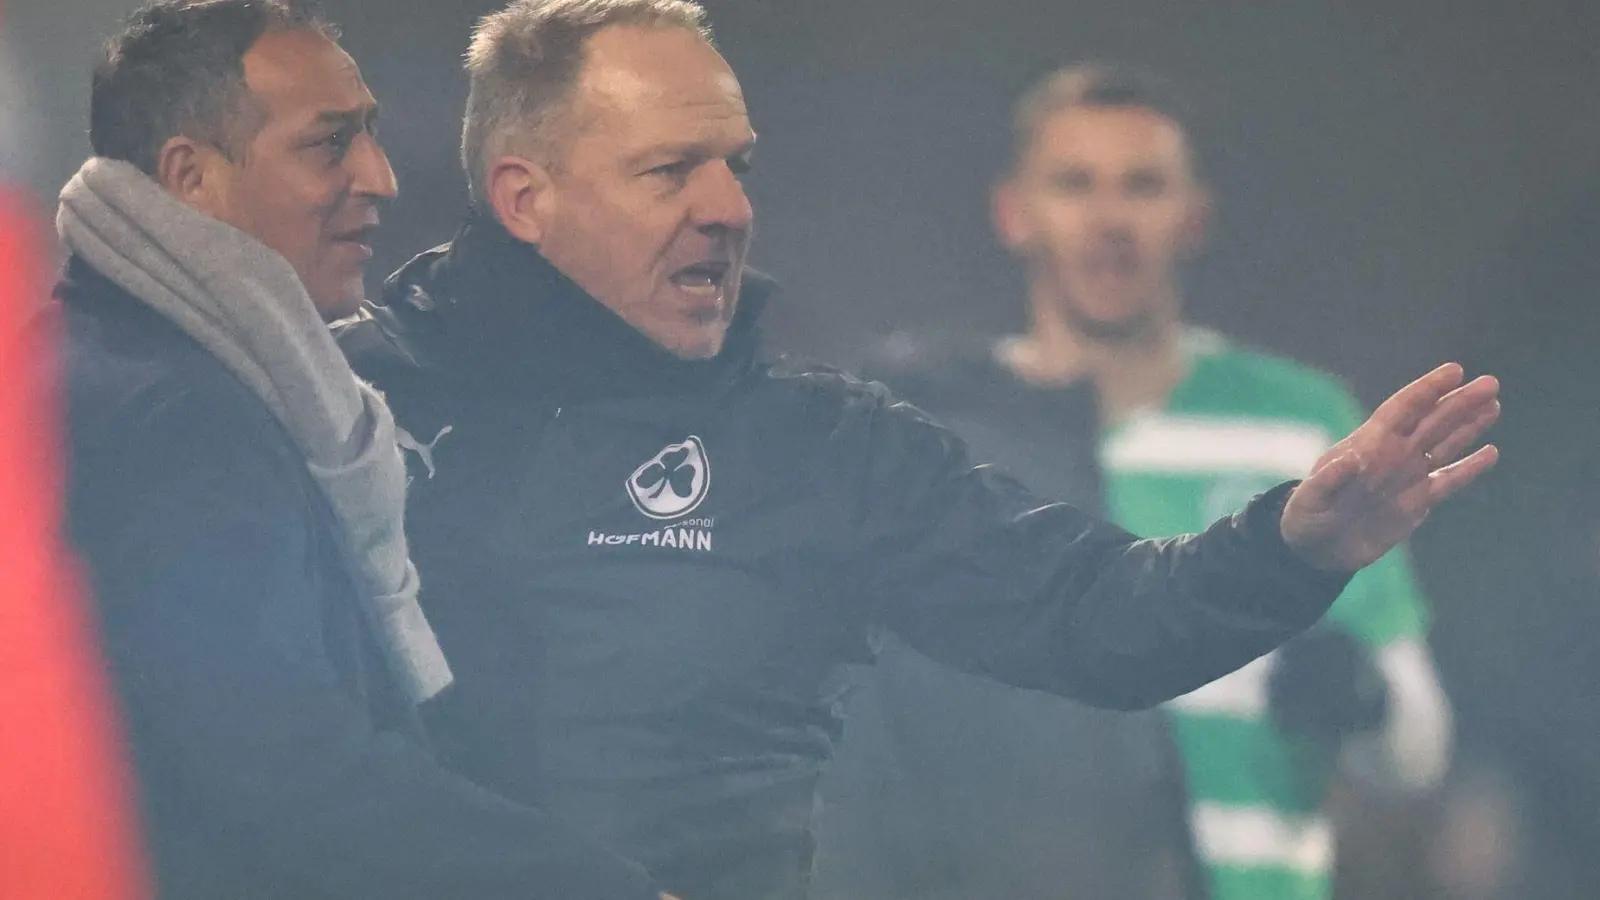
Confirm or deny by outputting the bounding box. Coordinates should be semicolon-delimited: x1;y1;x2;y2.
629;136;757;166
313;102;380;130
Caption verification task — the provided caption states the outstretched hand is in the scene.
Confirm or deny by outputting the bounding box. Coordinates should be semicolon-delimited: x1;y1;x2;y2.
1281;363;1500;573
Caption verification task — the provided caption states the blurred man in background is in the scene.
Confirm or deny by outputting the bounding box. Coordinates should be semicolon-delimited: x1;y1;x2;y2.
54;2;668;897
826;64;1456;900
341;2;1498;897
811;153;1184;900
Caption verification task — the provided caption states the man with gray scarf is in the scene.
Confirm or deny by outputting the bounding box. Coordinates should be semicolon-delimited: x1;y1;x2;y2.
53;2;675;898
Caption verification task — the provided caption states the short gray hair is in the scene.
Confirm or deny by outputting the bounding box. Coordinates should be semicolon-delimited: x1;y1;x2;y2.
461;0;709;209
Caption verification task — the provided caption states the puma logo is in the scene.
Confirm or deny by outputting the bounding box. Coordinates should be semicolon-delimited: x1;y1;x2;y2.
397;425;453;480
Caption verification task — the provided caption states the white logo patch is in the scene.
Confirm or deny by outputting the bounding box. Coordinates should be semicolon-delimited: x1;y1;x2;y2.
397;425;454;480
627;436;710;520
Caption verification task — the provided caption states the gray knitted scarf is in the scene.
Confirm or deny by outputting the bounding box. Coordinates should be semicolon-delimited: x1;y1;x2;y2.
58;157;452;703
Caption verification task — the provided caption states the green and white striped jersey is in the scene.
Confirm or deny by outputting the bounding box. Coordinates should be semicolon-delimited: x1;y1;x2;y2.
1101;330;1430;900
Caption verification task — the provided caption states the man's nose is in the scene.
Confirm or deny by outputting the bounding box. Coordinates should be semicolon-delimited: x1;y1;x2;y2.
349;132;399;202
1086;187;1136;229
691;161;754;233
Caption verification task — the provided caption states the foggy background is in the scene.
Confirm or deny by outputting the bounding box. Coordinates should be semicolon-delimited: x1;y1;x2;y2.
8;0;1600;895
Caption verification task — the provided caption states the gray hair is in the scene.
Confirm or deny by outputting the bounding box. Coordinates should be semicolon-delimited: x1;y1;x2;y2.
461;0;709;209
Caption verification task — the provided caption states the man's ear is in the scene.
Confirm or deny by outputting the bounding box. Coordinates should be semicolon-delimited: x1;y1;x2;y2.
992;176;1031;254
154;136;224;213
486;155;555;246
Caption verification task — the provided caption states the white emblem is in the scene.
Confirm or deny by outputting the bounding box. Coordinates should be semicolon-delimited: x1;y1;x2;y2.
627;436;711;520
397;425;454;480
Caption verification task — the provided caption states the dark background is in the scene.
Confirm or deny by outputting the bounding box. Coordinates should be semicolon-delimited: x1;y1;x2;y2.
15;0;1600;390
9;0;1600;894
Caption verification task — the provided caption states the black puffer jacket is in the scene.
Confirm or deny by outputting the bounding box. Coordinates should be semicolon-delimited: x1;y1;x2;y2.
338;216;1347;900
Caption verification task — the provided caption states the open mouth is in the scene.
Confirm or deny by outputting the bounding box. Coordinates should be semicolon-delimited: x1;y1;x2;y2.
670;261;731;297
1085;246;1141;280
332;224;379;255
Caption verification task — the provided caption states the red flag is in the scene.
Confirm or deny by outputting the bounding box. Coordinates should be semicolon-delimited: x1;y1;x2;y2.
0;185;150;898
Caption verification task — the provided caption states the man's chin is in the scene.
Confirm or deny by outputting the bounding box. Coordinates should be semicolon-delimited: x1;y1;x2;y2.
654;323;729;361
308;280;367;324
667;335;726;361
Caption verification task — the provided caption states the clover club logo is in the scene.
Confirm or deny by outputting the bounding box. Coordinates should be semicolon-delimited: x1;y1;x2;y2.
627;436;711;519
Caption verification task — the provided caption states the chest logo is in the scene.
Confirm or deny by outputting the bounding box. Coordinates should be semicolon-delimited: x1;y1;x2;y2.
397;425;453;480
627;436;711;520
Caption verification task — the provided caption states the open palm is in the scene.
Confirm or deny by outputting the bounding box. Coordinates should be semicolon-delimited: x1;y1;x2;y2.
1281;363;1500;572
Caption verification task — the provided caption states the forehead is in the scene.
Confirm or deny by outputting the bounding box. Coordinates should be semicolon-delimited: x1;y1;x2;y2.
570;25;751;149
1023;106;1191;172
241;30;374;124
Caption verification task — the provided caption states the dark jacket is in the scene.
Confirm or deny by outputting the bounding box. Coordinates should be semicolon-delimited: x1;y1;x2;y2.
812;342;1196;900
338;217;1348;900
56;257;657;900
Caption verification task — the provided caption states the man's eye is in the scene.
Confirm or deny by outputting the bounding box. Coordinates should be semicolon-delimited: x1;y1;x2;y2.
322;129;356;159
728;156;752;177
1126;172;1168;197
647;160;695;180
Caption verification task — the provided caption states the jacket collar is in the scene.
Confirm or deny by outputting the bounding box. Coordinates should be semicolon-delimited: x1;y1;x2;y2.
376;214;775;404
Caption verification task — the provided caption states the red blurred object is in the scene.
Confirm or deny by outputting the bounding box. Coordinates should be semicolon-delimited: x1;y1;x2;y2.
0;181;150;897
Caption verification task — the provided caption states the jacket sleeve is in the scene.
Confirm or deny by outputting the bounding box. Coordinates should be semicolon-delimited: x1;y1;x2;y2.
67;385;659;900
848;389;1350;711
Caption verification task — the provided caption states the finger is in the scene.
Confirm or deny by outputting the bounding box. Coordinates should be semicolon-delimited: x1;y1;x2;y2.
1425;398;1501;467
1366;374;1493;494
1293;446;1362;512
1409;375;1500;455
1426;444;1499;505
1368;363;1466;435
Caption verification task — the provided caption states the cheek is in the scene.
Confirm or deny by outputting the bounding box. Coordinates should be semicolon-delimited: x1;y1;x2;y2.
542;210;654;313
1137;204;1196;252
559;209;640;281
1036;202;1089;247
546;175;688;309
600;216;676;295
237;177;330;261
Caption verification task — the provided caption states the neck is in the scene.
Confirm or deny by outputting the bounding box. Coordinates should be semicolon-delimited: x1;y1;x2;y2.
1009;279;1187;424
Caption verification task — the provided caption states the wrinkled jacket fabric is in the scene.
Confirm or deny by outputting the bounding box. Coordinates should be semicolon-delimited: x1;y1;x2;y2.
813;346;1197;900
338;217;1347;900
